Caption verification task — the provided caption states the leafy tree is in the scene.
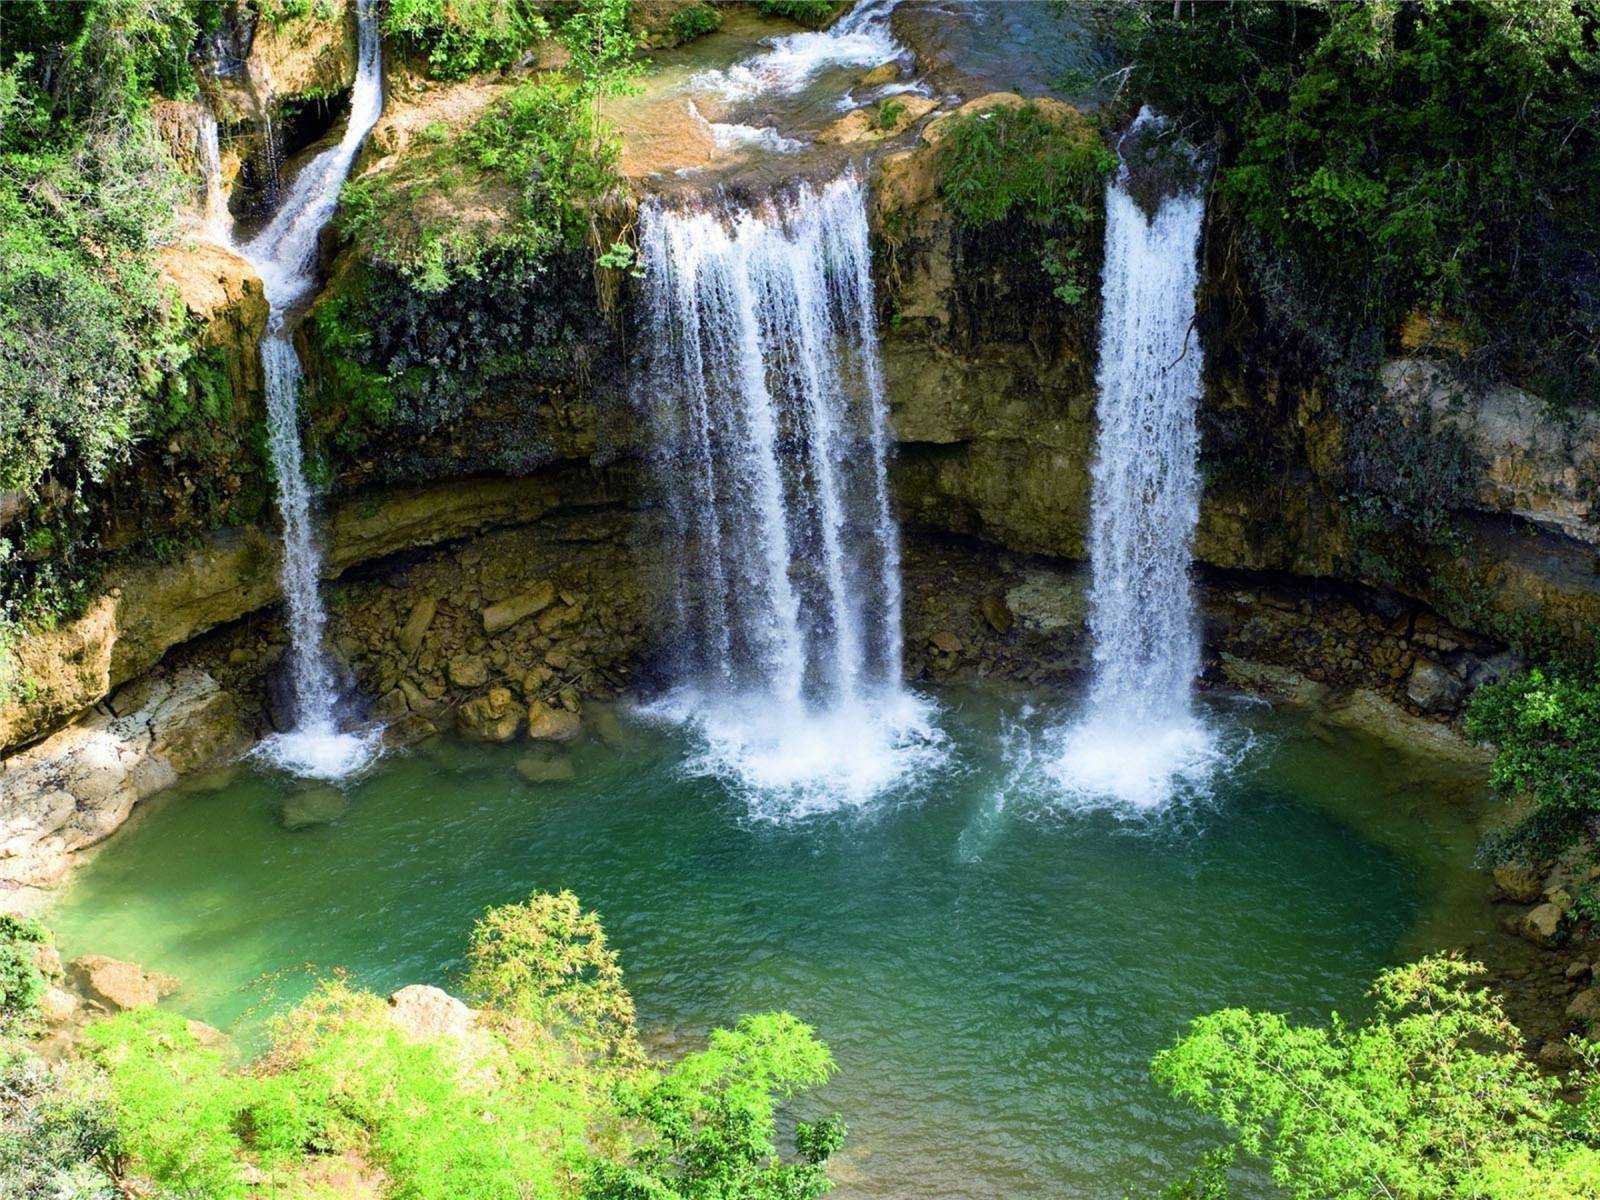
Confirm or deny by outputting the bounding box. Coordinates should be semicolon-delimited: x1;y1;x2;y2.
0;914;47;1030
1153;955;1600;1199
383;0;553;81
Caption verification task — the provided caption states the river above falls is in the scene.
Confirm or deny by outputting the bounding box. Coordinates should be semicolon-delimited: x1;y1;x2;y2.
52;684;1494;1199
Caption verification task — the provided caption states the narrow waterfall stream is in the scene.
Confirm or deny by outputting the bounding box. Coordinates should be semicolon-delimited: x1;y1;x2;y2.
1050;118;1223;809
196;107;229;239
636;174;940;813
238;0;386;779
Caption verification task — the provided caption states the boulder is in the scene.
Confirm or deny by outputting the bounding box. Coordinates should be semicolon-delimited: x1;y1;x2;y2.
459;688;521;742
516;752;576;784
1492;863;1545;905
1519;902;1566;947
1568;988;1600;1024
446;653;489;690
70;955;178;1011
527;701;582;743
1405;659;1463;713
980;593;1014;636
38;986;79;1024
397;596;438;656
388;984;476;1041
280;786;347;831
482;583;556;635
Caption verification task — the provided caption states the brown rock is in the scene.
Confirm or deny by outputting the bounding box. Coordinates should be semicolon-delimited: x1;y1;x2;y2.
1492;863;1545;904
1568;988;1600;1024
980;593;1014;636
397;596;437;656
38;986;79;1024
527;701;582;743
70;955;179;1011
459;688;521;742
482;583;556;635
388;984;476;1041
446;653;489;690
929;630;962;655
1520;902;1566;947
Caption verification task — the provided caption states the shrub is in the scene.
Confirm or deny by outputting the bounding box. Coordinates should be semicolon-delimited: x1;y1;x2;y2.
1466;665;1600;862
1154;955;1600;1199
936;102;1117;307
671;4;722;42
0;915;48;1029
382;0;552;80
756;1;837;28
0;1045;119;1198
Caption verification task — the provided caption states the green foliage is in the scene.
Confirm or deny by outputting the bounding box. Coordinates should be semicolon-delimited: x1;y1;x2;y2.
1467;665;1600;861
0;915;47;1030
1154;955;1600;1199
1122;0;1600;405
465;889;643;1071
671;5;722;42
81;893;843;1200
936;102;1117;307
340;0;636;290
876;99;906;131
756;1;837;28
384;0;553;81
0;1045;119;1199
587;1013;842;1200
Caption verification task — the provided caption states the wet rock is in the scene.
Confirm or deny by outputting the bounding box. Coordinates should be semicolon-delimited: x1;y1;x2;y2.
859;62;900;87
70;955;178;1011
383;713;438;748
980;593;1014;636
516;751;576;784
1568;988;1600;1025
388;984;476;1041
589;707;626;748
397;596;437;656
1520;902;1567;947
459;688;521;742
281;786;347;830
527;701;582;743
1492;863;1545;904
1405;659;1463;713
482;583;555;635
447;653;489;690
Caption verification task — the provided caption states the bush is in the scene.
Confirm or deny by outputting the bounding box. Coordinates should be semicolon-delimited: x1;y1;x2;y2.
1466;665;1600;862
671;4;722;42
756;1;837;28
382;0;552;80
936;102;1117;306
0;1045;119;1198
1154;955;1600;1199
0;915;47;1029
82;892;845;1200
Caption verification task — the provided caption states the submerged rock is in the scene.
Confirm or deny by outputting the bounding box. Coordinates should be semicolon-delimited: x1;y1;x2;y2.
526;701;581;743
280;786;347;830
515;751;576;784
459;687;521;742
70;955;179;1011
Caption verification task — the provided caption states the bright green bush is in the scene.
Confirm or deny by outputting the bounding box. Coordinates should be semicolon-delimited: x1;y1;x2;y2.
82;892;844;1200
671;4;722;42
0;1045;119;1198
936;102;1117;306
383;0;553;80
756;1;837;28
0;915;48;1029
1155;955;1600;1199
1466;665;1600;861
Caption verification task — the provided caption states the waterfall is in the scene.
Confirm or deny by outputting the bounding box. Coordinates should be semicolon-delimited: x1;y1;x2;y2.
636;174;938;813
693;0;905;99
196;107;229;239
239;0;385;779
1050;117;1219;809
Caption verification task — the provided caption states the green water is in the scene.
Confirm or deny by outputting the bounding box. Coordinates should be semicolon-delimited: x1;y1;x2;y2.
53;688;1490;1199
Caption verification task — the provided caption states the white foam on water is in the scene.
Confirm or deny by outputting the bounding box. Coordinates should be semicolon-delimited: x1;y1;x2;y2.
636;172;940;815
688;99;802;154
1049;110;1218;811
254;722;384;782
692;0;906;100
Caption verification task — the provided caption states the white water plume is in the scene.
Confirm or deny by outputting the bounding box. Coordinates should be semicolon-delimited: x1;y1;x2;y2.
636;173;941;814
1049;114;1220;810
239;0;386;779
687;99;802;155
196;107;230;239
692;0;906;101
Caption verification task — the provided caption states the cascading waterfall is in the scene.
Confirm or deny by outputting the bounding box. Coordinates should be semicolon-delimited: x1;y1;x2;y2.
196;107;229;239
1049;114;1221;809
239;0;385;779
693;0;905;99
636;173;939;811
